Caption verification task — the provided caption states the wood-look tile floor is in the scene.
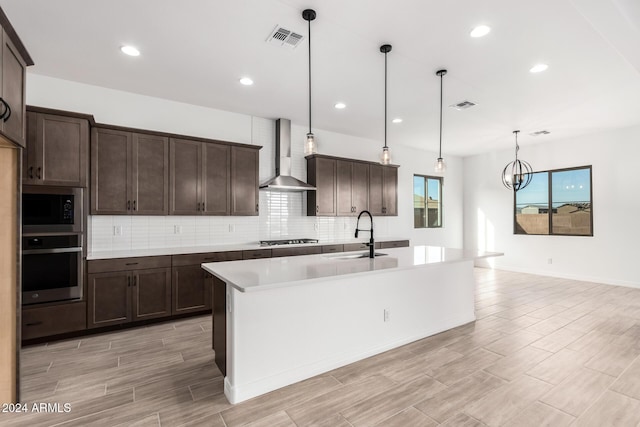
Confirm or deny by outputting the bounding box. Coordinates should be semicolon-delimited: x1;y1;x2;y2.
4;268;640;426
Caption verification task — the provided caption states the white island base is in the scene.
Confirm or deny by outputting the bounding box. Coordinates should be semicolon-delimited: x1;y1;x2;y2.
204;246;501;404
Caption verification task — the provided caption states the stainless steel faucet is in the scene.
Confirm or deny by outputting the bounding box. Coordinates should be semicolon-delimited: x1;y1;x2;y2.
355;210;374;258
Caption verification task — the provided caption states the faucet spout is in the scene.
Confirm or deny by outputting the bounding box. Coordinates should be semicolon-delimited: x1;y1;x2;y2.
355;210;374;258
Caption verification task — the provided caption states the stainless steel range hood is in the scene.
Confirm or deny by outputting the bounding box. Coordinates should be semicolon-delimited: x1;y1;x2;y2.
259;119;316;192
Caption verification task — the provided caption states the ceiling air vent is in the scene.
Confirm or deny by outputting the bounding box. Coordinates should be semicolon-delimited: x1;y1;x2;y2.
530;130;551;136
449;100;477;110
266;25;304;49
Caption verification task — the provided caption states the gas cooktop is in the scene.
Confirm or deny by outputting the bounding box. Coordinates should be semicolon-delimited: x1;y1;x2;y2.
259;238;319;246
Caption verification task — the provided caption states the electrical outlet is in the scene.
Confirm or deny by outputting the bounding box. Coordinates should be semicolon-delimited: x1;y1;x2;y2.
229;224;235;233
113;225;122;236
383;308;390;322
547;258;553;264
314;223;319;231
174;225;182;234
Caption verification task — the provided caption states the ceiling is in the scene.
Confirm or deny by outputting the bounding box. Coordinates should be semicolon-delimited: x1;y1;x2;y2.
2;0;640;156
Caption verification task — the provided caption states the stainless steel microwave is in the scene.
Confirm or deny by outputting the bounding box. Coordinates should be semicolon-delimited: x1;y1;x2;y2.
22;186;82;233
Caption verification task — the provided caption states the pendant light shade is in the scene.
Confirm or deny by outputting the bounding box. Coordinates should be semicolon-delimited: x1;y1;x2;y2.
303;9;317;155
380;44;392;165
501;130;533;191
434;69;447;174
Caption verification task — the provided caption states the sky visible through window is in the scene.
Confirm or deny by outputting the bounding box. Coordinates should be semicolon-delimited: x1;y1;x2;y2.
516;168;590;209
413;177;440;201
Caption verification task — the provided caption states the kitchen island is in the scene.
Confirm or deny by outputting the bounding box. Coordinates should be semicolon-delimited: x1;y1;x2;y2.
202;245;502;404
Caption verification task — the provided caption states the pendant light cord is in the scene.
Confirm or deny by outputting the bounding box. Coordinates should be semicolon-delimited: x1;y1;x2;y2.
308;17;312;134
439;72;443;158
384;50;388;149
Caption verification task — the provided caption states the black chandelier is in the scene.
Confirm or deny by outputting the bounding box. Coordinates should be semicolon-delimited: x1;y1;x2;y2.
501;130;533;191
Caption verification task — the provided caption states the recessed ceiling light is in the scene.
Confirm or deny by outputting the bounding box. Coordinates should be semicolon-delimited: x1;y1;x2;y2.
530;63;548;73
334;102;346;109
239;77;254;86
392;118;403;124
470;25;491;38
120;45;140;57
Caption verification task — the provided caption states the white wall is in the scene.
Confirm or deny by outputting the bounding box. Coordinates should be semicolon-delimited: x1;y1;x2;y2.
27;74;463;252
464;125;640;287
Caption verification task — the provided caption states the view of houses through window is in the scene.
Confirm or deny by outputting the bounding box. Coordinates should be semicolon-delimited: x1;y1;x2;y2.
515;166;592;236
414;175;442;228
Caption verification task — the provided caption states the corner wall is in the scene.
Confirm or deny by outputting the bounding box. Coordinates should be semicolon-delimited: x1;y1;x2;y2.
463;125;640;287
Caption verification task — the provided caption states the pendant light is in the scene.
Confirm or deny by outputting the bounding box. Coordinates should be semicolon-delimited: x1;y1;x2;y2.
501;130;533;191
434;69;447;174
380;44;392;165
302;9;317;155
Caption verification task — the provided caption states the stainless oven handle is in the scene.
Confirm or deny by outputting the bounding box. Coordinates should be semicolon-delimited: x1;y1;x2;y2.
22;247;83;255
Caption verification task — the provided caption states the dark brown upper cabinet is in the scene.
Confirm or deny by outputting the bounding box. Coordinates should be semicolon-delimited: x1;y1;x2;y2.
337;160;369;216
0;26;32;147
23;111;89;187
307;155;398;216
369;164;398;216
307;156;337;216
91;127;168;215
170;139;259;216
231;146;259;216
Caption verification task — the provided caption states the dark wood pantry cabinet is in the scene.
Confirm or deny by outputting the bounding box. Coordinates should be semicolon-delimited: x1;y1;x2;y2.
23;109;90;187
87;256;172;328
0;20;32;147
91;127;169;215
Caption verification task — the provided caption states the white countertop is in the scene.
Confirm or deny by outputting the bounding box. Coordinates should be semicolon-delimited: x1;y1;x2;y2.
86;237;409;260
202;245;503;292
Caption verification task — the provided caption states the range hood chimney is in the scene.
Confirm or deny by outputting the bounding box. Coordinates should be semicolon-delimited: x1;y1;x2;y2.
259;119;316;192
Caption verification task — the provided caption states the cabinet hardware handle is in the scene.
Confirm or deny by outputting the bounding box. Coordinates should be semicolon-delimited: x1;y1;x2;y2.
25;321;43;327
127;200;131;211
133;200;137;211
36;167;42;179
28;166;33;179
2;100;11;122
128;276;131;287
316;205;319;213
133;276;137;287
202;202;206;211
125;262;138;266
256;203;259;212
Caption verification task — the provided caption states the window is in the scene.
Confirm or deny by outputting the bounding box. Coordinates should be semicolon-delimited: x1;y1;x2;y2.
414;175;442;228
515;166;592;236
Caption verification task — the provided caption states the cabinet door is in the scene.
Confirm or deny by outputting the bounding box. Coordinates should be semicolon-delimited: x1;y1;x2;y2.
336;160;353;216
170;138;202;215
368;164;384;216
172;264;210;314
87;271;132;328
132;267;172;321
1;30;26;147
132;133;168;215
309;157;337;216
36;113;89;187
91;128;131;214
202;143;230;215
231;146;259;216
22;111;37;183
383;166;398;216
351;162;369;214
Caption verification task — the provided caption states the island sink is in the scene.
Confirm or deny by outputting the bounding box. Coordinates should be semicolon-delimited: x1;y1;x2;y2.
323;252;388;260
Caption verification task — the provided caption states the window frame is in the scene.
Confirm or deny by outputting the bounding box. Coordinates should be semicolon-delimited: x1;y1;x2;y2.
413;174;443;229
513;165;593;236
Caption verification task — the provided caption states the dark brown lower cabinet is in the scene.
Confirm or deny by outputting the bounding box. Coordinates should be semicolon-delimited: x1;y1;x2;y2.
212;276;227;376
87;256;172;328
22;301;86;340
172;264;211;314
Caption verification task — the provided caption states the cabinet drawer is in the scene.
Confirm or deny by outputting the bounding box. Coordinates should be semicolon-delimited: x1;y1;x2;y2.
242;249;272;260
343;242;382;252
321;244;344;253
22;302;86;340
173;251;243;267
88;256;172;273
271;246;322;257
380;240;409;249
